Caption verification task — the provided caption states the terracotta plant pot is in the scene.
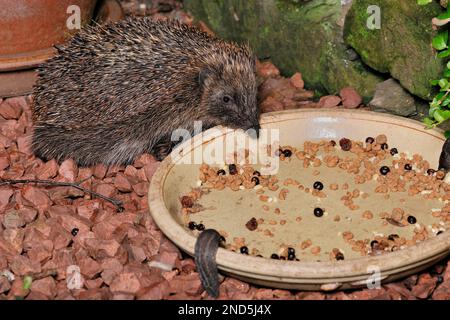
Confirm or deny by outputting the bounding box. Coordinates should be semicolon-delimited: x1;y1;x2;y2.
0;0;124;98
0;0;98;71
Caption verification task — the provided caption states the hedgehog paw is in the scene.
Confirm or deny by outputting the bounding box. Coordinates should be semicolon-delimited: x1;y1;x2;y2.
152;142;173;161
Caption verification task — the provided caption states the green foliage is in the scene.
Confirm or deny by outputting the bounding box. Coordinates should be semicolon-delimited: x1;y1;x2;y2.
23;276;32;290
419;0;450;137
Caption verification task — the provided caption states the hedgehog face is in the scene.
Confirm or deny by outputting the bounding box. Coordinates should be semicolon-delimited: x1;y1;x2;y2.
199;66;260;137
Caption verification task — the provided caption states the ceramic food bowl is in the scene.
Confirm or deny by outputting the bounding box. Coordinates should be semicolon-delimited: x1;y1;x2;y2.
148;109;450;291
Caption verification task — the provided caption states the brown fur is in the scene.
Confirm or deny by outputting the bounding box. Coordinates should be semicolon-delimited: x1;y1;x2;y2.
32;18;259;166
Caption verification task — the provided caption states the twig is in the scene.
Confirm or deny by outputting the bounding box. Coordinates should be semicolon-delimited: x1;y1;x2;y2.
0;178;124;211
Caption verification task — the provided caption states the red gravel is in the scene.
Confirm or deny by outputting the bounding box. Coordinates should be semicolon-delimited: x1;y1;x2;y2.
0;1;448;300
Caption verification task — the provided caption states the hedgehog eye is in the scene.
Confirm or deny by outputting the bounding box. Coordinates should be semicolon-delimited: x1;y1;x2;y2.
222;95;232;104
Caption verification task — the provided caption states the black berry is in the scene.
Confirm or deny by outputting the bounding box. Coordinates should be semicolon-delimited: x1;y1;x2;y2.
381;143;388;150
437;230;443;235
313;207;324;217
390;148;398;156
270;253;279;259
365;137;375;144
196;223;205;231
427;169;436;176
287;247;296;255
407;216;417;224
288;253;296;261
330;140;336;147
283;149;292;157
380;166;390;175
188;221;197;230
313;181;324;191
335;252;345;261
71;228;79;236
339;138;352;151
240;246;249;254
217;169;226;176
251;176;260;185
404;164;412;171
228;164;237;175
370;240;379;248
253;170;261;176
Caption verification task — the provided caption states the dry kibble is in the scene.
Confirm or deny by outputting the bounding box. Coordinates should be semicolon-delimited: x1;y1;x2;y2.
391;208;405;222
278;188;289;200
375;134;387;145
362;210;374;219
330;183;339;190
179;136;449;263
436;170;446;180
342;231;354;241
301;239;312;250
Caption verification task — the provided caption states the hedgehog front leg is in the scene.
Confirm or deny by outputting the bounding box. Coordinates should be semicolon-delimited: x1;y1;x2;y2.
151;139;174;161
150;126;199;161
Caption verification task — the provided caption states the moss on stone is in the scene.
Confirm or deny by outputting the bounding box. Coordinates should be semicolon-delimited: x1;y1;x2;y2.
184;0;383;99
344;0;445;100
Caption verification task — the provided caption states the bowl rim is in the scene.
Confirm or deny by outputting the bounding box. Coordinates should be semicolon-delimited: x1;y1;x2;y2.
148;108;450;283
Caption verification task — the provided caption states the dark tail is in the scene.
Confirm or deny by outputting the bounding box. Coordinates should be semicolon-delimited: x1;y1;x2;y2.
194;229;222;298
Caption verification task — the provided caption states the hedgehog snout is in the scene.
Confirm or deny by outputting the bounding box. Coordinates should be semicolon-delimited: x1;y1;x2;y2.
241;119;260;139
249;123;260;139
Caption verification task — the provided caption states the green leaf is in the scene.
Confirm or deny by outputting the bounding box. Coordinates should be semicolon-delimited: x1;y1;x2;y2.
430;79;441;86
437;12;450;20
417;0;432;5
447;61;450;69
443;97;450;106
445;130;450;139
438;49;450;58
423;117;436;129
439;78;449;89
429;105;440;116
433;31;449;51
436;92;446;101
23;276;32;290
445;70;450;78
433;109;450;123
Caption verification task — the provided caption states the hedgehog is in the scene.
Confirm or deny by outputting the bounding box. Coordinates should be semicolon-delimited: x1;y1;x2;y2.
31;18;259;166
